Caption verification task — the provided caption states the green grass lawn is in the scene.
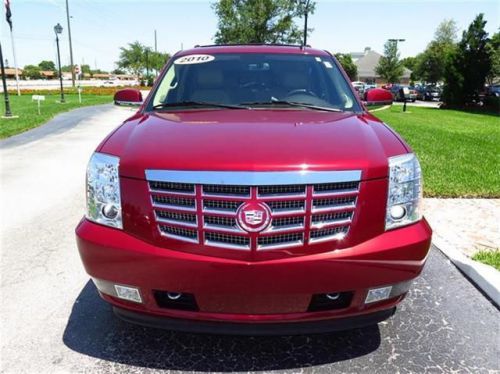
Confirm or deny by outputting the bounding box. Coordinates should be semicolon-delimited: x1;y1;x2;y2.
472;250;500;271
0;93;112;139
374;106;500;198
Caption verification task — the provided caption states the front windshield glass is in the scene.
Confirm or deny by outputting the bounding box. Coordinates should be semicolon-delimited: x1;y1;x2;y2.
148;53;361;112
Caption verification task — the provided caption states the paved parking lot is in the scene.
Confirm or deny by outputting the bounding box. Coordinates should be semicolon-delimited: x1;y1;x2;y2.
1;105;498;373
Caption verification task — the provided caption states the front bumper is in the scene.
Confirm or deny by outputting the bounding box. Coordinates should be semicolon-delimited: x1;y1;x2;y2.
76;218;431;329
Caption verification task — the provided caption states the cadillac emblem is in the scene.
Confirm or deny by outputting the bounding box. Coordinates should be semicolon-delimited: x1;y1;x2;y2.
236;202;272;233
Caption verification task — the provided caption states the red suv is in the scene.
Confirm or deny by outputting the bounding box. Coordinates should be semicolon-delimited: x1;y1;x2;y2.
76;45;431;335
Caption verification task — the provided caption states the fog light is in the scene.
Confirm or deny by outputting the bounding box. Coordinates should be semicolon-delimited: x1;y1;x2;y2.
365;286;392;304
114;285;142;303
390;205;406;220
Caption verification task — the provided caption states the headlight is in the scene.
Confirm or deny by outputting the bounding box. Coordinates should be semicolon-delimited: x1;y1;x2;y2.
386;153;422;230
86;152;122;229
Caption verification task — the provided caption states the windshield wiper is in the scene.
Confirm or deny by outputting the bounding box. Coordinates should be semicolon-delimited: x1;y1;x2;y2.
152;101;247;110
240;100;344;113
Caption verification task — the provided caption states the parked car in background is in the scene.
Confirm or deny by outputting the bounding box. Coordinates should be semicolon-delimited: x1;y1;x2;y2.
351;81;365;97
486;84;500;97
76;44;431;335
387;84;417;102
416;85;441;101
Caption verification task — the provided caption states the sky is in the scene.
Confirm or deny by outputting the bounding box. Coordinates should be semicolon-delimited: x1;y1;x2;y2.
0;0;498;71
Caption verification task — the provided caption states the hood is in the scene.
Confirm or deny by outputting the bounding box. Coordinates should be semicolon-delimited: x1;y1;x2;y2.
101;109;408;180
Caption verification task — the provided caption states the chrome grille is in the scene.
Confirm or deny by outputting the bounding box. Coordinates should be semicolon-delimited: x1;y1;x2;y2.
146;170;360;250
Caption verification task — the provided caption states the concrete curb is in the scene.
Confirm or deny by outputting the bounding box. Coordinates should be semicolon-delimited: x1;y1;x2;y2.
433;237;500;307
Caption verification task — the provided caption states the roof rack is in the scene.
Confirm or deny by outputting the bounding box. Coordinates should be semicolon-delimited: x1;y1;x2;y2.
194;43;312;48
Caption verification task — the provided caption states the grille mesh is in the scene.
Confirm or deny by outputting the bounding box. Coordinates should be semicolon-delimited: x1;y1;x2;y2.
311;211;352;223
267;200;304;212
203;185;250;196
204;200;243;212
153;195;195;208
272;216;304;228
313;196;356;209
159;225;197;239
156;210;197;224
310;226;348;239
205;232;250;247
259;185;306;196
204;215;237;228
149;181;195;194
313;181;359;193
258;233;303;247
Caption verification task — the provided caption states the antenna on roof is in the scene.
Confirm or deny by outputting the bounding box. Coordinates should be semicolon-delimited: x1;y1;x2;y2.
302;0;311;48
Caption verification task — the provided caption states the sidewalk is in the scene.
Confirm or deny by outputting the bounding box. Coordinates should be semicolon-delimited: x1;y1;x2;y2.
423;198;500;257
423;198;500;305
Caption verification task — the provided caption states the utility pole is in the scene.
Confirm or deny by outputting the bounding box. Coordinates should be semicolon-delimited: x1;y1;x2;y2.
65;0;75;87
302;0;311;46
0;42;13;117
8;28;20;95
154;29;157;52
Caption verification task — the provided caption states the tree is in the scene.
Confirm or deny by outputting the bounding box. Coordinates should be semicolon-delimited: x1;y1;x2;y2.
434;19;458;45
149;51;170;73
23;65;42;79
38;60;56;72
112;68;126;75
335;53;357;80
414;18;458;84
117;41;147;78
375;40;404;83
414;42;455;84
487;30;500;84
212;0;315;44
443;14;492;106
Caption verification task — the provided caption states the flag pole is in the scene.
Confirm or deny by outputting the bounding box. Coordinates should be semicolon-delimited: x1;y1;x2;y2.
9;27;20;96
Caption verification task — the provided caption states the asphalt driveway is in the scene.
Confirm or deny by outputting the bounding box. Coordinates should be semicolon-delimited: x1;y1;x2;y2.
1;105;498;373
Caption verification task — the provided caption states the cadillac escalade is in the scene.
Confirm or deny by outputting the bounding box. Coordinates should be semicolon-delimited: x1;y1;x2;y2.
76;44;432;335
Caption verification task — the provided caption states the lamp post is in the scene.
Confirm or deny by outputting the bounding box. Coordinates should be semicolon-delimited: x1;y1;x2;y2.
0;42;13;117
388;38;405;48
54;23;65;103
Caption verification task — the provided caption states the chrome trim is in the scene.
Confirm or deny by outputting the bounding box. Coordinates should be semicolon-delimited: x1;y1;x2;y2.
271;209;306;216
204;240;250;251
309;232;347;244
159;231;199;244
310;218;352;229
312;188;359;197
152;202;197;213
311;204;356;214
202;208;238;216
149;187;196;197
145;170;362;185
204;224;243;233
155;217;198;228
257;193;307;200
265;224;304;233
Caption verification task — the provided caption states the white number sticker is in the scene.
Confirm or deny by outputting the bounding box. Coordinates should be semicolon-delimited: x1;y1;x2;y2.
174;54;215;65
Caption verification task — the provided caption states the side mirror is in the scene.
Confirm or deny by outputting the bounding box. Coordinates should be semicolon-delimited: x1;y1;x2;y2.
363;88;393;106
114;88;143;106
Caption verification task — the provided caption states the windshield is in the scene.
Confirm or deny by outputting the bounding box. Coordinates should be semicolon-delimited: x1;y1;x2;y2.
148;53;361;112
